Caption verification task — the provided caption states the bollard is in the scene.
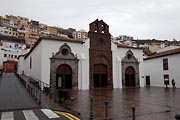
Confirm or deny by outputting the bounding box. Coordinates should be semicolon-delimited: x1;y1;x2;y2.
39;91;41;104
132;107;135;120
89;96;94;120
105;99;109;120
35;90;37;100
175;114;180;120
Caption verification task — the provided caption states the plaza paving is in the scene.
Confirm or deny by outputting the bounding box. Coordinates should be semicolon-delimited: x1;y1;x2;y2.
1;73;180;120
62;87;180;120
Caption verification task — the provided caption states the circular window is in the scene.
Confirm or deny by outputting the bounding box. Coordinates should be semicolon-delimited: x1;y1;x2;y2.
127;54;132;59
61;48;69;55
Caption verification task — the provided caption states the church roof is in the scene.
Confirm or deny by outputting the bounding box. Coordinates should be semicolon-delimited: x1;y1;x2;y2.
144;48;180;60
24;36;84;59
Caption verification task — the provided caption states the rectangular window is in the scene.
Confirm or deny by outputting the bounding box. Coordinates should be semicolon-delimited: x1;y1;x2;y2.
30;57;32;69
164;75;169;85
163;58;168;70
4;54;7;57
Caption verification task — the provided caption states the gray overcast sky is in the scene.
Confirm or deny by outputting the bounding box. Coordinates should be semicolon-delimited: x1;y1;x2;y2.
1;0;180;40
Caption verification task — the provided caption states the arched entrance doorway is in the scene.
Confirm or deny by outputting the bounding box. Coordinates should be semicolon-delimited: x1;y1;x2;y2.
94;64;108;88
56;64;72;89
125;66;135;87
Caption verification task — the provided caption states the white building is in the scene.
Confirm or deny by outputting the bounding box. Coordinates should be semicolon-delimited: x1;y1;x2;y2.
144;47;180;88
0;26;9;36
72;29;88;40
18;20;144;92
0;38;26;67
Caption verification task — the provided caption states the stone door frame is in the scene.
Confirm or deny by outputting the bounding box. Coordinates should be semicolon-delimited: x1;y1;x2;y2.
122;50;140;88
50;43;79;101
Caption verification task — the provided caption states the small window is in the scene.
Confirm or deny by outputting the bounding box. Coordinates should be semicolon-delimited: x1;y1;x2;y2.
30;57;32;69
11;55;13;58
127;54;132;59
97;38;105;46
163;58;168;70
102;24;105;33
61;48;69;56
4;54;7;57
94;23;98;32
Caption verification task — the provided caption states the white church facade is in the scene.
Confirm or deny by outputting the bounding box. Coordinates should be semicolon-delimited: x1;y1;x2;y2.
18;20;145;96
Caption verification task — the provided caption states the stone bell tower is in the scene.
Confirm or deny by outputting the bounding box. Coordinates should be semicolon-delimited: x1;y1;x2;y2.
88;19;113;89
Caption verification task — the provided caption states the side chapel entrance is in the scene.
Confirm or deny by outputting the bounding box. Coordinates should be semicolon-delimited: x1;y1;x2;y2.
56;64;72;89
125;66;135;87
50;43;78;101
122;50;140;88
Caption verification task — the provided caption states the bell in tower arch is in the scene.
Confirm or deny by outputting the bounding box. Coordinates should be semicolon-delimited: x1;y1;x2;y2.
89;19;110;34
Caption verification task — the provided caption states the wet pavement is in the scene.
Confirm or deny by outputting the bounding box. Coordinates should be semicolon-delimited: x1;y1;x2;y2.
2;73;180;120
0;73;40;111
63;87;180;120
0;73;81;120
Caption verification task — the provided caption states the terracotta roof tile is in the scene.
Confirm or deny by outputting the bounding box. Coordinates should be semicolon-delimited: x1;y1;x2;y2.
144;48;180;60
24;36;85;59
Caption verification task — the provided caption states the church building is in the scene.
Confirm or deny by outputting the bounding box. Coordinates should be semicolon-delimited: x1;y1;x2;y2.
18;19;144;99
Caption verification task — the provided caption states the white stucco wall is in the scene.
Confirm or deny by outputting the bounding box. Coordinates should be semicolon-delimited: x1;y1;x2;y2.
112;43;144;88
40;39;89;89
23;42;42;81
144;54;180;88
20;38;145;90
17;56;25;74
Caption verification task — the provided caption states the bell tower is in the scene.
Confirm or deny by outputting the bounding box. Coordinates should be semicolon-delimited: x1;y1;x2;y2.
88;19;113;89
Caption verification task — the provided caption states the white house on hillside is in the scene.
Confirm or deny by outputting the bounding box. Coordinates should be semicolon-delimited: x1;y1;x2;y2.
144;48;180;88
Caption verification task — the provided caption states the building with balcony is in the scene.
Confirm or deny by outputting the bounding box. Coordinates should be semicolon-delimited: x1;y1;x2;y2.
8;27;18;37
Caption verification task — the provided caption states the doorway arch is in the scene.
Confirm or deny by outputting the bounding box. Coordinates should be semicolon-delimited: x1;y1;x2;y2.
56;64;72;89
125;66;135;87
93;64;108;88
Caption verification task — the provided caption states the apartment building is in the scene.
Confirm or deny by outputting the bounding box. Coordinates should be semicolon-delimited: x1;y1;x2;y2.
0;16;3;26
8;27;18;37
47;26;58;35
0;26;9;36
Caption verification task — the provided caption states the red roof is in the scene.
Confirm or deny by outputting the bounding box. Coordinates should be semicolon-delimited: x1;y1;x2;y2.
144;48;180;60
24;36;85;59
3;60;18;63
